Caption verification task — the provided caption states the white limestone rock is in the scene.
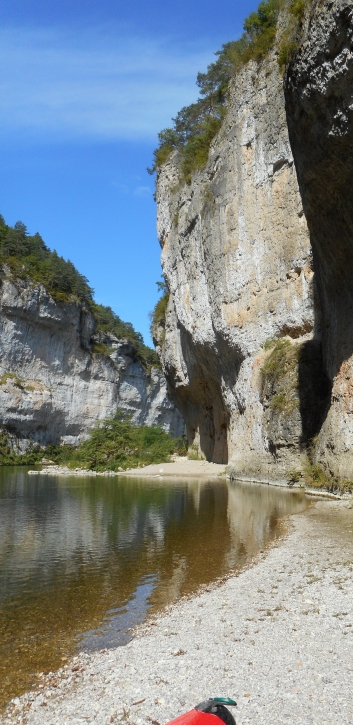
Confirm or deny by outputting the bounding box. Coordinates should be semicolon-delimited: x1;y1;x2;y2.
0;273;184;449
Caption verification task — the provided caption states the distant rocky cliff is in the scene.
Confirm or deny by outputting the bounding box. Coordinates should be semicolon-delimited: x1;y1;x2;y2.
0;270;184;450
155;0;353;480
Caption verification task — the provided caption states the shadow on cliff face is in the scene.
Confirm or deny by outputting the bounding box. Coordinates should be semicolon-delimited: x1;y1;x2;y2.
4;409;74;450
285;0;353;385
167;325;243;464
297;340;332;446
260;336;331;458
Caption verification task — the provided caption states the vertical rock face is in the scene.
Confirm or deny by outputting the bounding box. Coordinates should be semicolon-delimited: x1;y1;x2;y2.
156;0;353;479
285;0;353;477
0;273;184;450
156;50;318;473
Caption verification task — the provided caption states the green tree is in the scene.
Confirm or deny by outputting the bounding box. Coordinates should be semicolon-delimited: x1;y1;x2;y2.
0;213;159;370
149;0;284;180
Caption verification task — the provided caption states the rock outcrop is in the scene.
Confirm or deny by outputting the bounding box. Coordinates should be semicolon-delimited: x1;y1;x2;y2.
285;0;353;478
155;0;352;479
0;272;184;450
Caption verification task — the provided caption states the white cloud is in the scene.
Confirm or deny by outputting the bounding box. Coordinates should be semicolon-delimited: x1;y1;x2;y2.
0;26;215;141
133;186;152;197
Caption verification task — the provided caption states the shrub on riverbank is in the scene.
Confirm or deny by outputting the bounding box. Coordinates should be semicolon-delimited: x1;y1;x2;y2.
304;463;353;495
0;414;186;471
287;463;353;495
62;414;186;471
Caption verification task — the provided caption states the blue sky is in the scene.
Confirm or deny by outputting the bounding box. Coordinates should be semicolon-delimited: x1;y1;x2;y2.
0;0;258;344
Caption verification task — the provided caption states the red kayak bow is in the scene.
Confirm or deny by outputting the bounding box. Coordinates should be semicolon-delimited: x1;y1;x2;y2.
167;698;237;725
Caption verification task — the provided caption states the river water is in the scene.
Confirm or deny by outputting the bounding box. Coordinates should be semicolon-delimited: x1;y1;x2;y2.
0;468;308;707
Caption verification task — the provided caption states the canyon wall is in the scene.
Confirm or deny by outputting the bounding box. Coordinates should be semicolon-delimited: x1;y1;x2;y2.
0;271;184;450
285;0;353;478
155;0;352;479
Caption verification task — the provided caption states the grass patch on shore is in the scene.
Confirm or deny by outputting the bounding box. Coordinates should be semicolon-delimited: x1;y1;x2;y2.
188;444;205;461
304;463;353;495
0;414;187;471
287;462;353;495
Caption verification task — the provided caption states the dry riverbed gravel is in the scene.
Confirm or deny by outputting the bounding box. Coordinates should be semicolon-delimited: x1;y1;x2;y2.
2;500;353;725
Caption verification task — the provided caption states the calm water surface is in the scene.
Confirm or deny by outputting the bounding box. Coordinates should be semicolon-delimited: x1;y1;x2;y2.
0;468;308;707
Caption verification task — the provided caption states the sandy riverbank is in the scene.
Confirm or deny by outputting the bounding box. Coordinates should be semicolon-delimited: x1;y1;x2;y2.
28;459;227;479
122;459;227;478
2;499;353;725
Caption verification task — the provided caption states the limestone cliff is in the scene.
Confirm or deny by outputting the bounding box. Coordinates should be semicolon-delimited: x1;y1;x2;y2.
155;0;352;479
285;0;353;478
0;271;184;450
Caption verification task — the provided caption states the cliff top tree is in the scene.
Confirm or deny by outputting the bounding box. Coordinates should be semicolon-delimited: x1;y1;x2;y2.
148;0;307;181
0;214;159;369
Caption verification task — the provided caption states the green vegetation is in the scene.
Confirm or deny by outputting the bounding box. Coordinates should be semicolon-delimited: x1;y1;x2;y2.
0;413;186;471
0;371;24;388
0;431;46;466
0;216;93;305
0;214;159;369
91;341;113;357
260;338;300;415
149;0;287;182
92;303;160;368
149;279;169;344
289;0;306;21
149;0;312;181
278;0;309;70
303;462;353;495
63;413;186;471
188;444;205;461
286;462;353;494
287;468;302;483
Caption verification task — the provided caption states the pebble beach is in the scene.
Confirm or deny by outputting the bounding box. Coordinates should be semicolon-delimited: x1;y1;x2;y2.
2;498;353;725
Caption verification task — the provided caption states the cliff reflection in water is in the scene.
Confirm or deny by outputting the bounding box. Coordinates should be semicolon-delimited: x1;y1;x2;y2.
0;468;307;707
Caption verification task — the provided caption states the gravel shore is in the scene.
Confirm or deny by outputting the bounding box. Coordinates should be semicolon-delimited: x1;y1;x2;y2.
2;500;353;725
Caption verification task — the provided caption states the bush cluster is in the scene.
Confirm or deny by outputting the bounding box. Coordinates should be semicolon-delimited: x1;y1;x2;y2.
149;0;285;182
0;414;187;471
150;0;312;181
65;413;186;471
303;462;353;495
